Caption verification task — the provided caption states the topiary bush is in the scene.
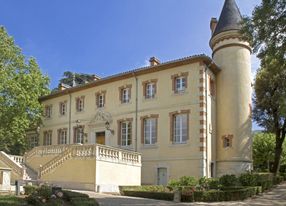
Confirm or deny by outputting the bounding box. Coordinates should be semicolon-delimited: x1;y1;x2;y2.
219;174;238;187
168;176;197;190
239;173;258;186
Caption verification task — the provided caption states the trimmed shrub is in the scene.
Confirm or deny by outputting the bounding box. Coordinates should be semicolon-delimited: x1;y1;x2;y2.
168;176;197;190
24;185;38;195
219;174;238;187
208;178;221;190
239;173;258;186
119;185;168;193
122;191;174;201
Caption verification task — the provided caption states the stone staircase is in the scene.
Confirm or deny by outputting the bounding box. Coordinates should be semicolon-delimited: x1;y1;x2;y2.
0;151;37;181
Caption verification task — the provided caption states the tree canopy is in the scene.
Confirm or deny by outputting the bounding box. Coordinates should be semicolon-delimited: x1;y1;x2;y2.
59;71;96;87
0;27;50;155
241;0;286;174
253;132;286;172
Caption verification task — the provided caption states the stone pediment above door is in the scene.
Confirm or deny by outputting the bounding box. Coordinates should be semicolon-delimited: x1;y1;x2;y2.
89;109;113;128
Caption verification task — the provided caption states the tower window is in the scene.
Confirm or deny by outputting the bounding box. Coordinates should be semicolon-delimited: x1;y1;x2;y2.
222;135;233;148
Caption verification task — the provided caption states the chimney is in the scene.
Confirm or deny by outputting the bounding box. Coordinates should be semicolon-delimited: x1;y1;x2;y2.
149;57;160;66
210;18;218;35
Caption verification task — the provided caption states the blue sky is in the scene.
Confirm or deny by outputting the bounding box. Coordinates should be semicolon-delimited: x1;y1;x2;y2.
1;0;262;129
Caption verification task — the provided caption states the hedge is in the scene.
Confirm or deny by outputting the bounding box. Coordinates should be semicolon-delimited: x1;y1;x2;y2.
182;187;261;202
122;191;174;201
121;186;262;202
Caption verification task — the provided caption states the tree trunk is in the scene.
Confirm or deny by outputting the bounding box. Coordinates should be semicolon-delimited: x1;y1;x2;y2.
272;136;284;175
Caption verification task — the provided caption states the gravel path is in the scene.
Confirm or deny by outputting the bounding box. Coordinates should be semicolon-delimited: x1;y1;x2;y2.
74;182;286;206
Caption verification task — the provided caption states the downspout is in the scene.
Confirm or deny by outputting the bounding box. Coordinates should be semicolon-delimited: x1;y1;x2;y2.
133;72;138;152
69;92;72;144
204;65;209;177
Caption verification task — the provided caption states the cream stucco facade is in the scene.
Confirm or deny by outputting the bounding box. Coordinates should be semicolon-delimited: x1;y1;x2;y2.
0;0;252;191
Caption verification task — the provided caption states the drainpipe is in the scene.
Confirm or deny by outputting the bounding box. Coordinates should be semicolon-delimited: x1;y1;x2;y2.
133;73;138;152
204;65;209;177
69;92;72;144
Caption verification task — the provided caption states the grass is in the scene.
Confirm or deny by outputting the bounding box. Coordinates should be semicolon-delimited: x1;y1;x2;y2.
0;195;26;206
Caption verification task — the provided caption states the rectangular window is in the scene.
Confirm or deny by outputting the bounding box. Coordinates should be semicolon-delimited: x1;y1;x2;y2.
59;102;67;115
121;121;132;146
43;131;52;145
74;127;84;144
29;136;38;148
45;105;52;118
171;72;188;93
210;78;215;96
146;83;155;99
76;97;84;112
58;129;67;144
97;94;105;108
144;118;157;145
173;113;188;144
175;76;186;92
122;88;130;103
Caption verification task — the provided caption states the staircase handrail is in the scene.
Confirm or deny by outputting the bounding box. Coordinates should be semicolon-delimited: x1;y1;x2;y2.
0;151;23;177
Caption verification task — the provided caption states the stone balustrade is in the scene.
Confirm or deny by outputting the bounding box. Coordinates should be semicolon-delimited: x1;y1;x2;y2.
38;144;141;178
0;151;23;177
24;145;70;160
9;155;24;164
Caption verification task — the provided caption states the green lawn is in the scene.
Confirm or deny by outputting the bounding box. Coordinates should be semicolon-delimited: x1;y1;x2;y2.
0;195;26;206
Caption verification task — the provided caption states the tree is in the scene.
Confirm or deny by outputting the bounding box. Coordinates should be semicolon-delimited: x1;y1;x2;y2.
242;0;286;175
0;27;50;155
253;132;286;172
59;71;96;87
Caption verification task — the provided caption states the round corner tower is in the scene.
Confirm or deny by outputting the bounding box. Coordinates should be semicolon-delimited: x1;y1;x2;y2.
210;0;252;176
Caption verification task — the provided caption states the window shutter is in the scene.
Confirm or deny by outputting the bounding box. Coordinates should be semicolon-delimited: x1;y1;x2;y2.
73;127;76;143
155;118;158;143
172;77;176;91
129;121;132;145
103;94;106;106
184;76;188;88
154;83;157;95
96;94;99;108
128;88;131;101
117;121;121;146
76;98;79;111
141;119;145;144
170;115;174;142
186;113;189;140
57;129;61;144
143;83;146;98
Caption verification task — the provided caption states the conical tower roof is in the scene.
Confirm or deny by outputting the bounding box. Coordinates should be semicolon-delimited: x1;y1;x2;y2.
212;0;242;37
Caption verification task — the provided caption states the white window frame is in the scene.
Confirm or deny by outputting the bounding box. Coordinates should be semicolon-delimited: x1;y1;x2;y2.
175;76;186;92
146;83;155;99
144;118;157;145
121;121;131;146
44;131;52;145
29;136;38;148
76;98;84;112
173;114;187;144
122;88;130;103
98;94;104;108
60;102;66;115
59;130;67;144
75;127;84;144
45;106;52;118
